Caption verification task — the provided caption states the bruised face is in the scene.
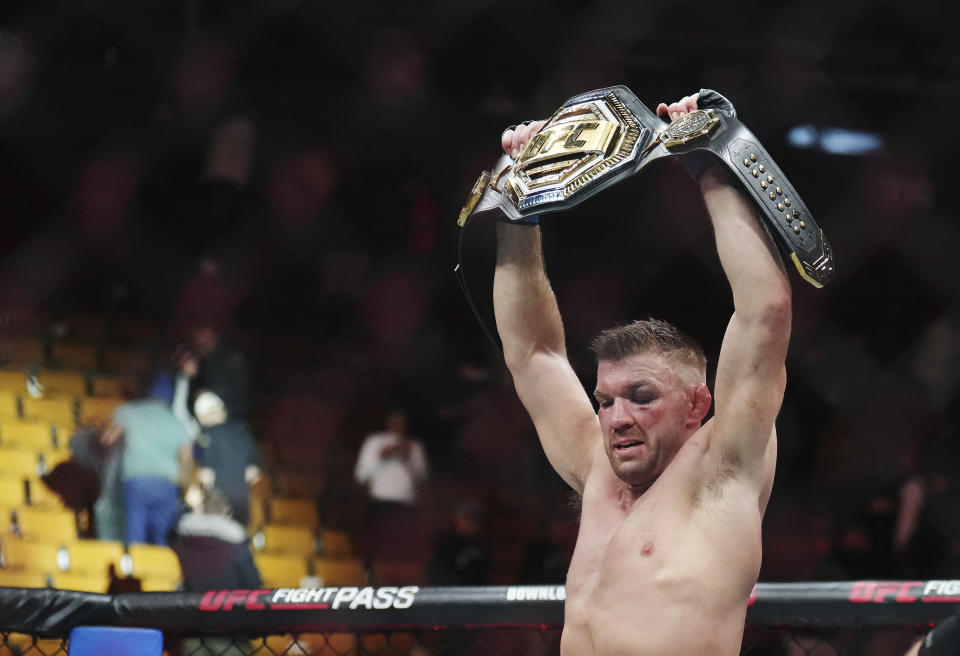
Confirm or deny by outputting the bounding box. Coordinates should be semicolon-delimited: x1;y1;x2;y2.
594;351;704;488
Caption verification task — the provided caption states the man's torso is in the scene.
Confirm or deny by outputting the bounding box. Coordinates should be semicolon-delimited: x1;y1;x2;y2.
561;420;771;656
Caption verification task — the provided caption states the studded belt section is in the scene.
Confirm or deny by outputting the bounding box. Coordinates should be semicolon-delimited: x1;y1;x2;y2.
716;122;835;288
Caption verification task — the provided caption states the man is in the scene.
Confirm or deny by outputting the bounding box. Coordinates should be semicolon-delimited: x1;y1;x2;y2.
354;408;431;582
192;390;263;526
103;383;194;546
494;93;789;655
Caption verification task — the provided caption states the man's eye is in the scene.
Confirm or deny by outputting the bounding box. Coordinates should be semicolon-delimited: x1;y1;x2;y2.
598;399;613;408
632;395;655;404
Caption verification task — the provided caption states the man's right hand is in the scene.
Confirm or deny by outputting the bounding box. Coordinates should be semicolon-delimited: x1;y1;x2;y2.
501;121;546;159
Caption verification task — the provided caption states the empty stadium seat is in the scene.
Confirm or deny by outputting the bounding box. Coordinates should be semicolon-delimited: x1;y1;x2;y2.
262;524;315;556
22;396;76;427
26;477;66;509
318;529;353;557
0;390;19;420
311;557;365;586
140;577;181;592
36;371;88;397
0;336;45;367
0;370;26;394
127;543;182;580
0;475;27;507
49;343;98;371
50;571;109;593
269;498;319;528
67;539;124;576
79;397;124;425
15;507;78;542
0;448;43;478
1;421;55;451
0;505;12;532
0;569;47;588
253;552;308;588
90;375;133;398
102;347;152;374
0;539;64;573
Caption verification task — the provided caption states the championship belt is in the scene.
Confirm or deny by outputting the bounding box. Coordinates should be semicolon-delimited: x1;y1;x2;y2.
457;85;834;289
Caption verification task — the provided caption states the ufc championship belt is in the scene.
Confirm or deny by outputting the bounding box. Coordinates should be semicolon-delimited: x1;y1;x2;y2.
457;86;835;289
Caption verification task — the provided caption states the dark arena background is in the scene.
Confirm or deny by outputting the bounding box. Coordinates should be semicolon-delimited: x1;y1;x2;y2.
0;0;957;654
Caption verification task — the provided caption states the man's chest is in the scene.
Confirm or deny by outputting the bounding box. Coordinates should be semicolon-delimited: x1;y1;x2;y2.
566;462;763;600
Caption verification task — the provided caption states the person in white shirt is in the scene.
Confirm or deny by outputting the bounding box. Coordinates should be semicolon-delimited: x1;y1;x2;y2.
353;408;430;580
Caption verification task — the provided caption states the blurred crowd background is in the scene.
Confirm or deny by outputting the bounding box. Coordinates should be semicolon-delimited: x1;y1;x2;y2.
0;0;957;594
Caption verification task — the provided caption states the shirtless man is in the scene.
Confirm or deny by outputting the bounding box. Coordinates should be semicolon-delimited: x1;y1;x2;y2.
494;93;789;655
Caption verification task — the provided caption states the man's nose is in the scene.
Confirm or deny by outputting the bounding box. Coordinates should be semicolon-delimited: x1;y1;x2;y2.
609;398;634;429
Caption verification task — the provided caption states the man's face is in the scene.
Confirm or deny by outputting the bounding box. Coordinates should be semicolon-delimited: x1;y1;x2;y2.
594;351;694;488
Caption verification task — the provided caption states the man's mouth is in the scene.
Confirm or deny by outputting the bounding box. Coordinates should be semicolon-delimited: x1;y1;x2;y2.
614;440;644;451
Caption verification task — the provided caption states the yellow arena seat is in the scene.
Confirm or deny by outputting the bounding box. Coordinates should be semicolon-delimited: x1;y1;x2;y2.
0;539;63;573
79;397;124;425
26;477;66;509
269;498;320;528
262;524;315;556
253;552;308;588
22;398;74;428
36;371;88;397
311;557;366;586
91;375;126;397
50;571;109;593
22;396;76;427
15;507;77;542
102;347;151;374
67;539;124;576
0;475;27;506
0;569;47;588
0;370;26;394
140;577;181;592
319;529;353;557
0;448;43;478
1;421;55;451
128;543;182;580
49;343;98;371
0;336;44;366
0;390;19;420
0;503;12;527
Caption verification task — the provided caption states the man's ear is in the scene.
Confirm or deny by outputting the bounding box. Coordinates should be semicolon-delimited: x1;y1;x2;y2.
688;383;712;426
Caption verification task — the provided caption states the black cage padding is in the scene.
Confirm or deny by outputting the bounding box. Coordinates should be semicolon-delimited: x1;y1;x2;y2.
0;582;957;638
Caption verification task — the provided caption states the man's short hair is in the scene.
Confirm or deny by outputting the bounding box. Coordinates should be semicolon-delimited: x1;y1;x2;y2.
589;318;707;382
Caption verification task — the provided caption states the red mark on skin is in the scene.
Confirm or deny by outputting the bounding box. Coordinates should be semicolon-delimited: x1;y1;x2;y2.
641;542;655;556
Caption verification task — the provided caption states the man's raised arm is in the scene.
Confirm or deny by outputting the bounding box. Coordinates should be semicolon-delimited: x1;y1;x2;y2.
661;95;791;491
701;159;791;488
493;124;599;493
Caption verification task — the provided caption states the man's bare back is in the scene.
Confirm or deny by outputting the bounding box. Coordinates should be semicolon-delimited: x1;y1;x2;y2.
492;93;791;655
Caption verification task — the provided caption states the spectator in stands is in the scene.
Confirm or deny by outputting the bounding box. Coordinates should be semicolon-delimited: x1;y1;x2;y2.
428;499;490;585
354;407;430;580
192;390;263;526
172;486;259;656
177;320;252;419
102;384;193;546
170;486;261;591
42;424;106;539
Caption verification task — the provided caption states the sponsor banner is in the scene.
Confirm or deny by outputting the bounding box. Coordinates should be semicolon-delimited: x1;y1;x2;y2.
849;580;960;604
198;587;420;612
506;586;566;602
